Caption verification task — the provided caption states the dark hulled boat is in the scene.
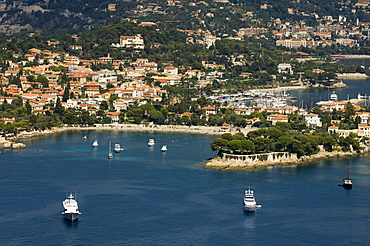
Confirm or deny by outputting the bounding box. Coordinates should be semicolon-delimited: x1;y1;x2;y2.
338;160;352;189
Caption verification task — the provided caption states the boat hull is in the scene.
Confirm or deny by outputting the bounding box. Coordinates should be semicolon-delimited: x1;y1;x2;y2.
63;213;79;222
338;183;352;189
343;184;352;189
243;206;256;212
338;178;352;189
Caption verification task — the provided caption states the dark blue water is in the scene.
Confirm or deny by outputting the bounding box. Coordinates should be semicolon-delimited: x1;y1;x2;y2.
1;130;370;245
289;78;370;109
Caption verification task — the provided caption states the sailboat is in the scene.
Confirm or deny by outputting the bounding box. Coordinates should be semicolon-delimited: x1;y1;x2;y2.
108;141;113;159
338;159;352;189
161;145;167;152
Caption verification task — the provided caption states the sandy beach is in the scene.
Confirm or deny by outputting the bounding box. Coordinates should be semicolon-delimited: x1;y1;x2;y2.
1;123;260;146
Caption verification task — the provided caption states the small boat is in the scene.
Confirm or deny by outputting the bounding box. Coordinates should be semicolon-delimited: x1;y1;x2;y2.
161;145;167;152
114;143;123;153
83;136;87;140
108;141;113;159
62;193;81;222
338;160;352;189
243;188;261;212
92;140;98;147
148;139;155;146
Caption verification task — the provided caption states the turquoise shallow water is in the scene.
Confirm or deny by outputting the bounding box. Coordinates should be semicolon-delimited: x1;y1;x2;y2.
0;130;370;245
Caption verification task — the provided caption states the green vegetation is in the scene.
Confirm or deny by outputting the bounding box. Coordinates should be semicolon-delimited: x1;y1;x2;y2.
210;121;363;158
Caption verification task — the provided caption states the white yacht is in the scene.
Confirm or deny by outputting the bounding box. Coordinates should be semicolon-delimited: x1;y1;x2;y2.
243;188;261;212
330;91;338;101
62;193;81;222
114;143;123;153
148;139;155;146
92;140;98;147
161;145;167;152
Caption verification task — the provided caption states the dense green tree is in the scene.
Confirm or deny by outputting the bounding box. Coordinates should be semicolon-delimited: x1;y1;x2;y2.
62;82;70;102
149;110;165;124
221;133;233;141
99;100;109;110
233;132;245;140
54;98;64;116
253;137;273;152
210;137;228;154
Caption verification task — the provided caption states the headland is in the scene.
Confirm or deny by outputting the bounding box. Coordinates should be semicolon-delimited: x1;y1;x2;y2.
2;123;368;170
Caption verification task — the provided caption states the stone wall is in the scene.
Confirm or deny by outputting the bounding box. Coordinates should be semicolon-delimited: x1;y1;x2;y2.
204;152;299;169
223;152;298;163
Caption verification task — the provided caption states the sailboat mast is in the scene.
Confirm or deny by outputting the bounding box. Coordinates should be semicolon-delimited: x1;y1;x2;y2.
347;159;351;179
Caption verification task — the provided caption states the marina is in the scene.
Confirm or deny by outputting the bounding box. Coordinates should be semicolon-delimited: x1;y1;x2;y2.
207;77;370;111
207;90;297;109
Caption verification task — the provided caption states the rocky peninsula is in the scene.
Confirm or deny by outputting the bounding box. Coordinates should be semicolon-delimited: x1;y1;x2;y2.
203;147;369;170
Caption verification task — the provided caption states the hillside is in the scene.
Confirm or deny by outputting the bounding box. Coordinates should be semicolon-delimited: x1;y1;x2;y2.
0;0;367;37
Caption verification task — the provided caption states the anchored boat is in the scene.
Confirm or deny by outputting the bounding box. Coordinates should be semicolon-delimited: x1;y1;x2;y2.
114;143;123;153
62;193;81;222
161;145;167;152
92;140;98;147
243;188;261;212
338;160;352;189
148;139;155;146
108;141;113;159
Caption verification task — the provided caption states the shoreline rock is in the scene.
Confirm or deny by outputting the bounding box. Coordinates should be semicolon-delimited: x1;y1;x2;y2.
336;73;369;79
203;148;368;170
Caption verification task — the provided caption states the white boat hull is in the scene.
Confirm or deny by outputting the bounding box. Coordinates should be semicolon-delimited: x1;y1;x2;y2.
62;193;81;222
63;212;79;222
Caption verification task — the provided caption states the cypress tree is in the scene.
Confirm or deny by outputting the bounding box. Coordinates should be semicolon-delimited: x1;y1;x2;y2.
62;82;70;102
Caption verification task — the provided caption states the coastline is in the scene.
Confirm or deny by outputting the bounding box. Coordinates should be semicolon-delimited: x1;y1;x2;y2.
2;124;368;170
249;85;309;93
336;73;369;79
3;124;224;143
203;147;369;170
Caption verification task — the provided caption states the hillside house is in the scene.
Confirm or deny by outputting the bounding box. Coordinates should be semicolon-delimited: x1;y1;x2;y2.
303;113;322;127
112;34;145;49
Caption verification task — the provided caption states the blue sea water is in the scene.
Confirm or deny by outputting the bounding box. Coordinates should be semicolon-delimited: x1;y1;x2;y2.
289;78;370;109
1;130;370;245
